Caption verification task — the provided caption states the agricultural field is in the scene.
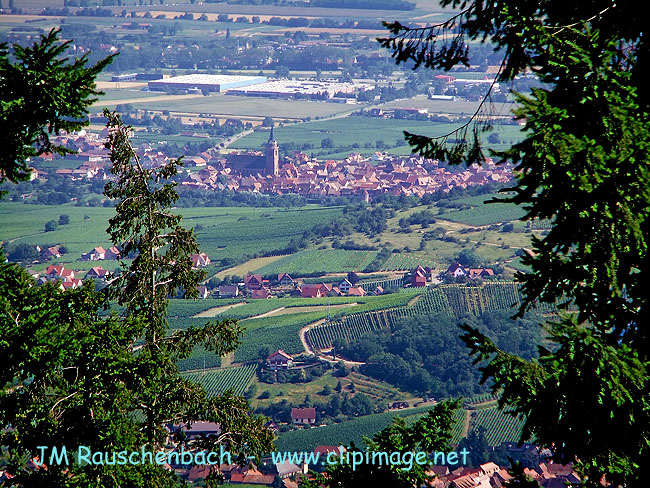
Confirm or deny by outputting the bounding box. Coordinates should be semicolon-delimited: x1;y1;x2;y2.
472;405;526;446
253;249;378;276
306;282;544;350
275;405;439;452
0;203;346;271
230;116;470;158
121;94;358;121
380;253;435;271
439;202;527;226
183;364;257;396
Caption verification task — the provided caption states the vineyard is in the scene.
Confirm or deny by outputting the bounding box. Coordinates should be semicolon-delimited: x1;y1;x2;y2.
276;401;522;452
253;249;378;275
380;253;435;271
183;364;257;397
359;277;405;292
306;282;554;351
471;406;526;446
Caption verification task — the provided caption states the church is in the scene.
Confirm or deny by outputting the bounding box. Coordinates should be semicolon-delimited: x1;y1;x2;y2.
225;127;279;176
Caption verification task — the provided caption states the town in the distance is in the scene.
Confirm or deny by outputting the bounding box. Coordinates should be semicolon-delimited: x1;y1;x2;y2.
1;0;573;486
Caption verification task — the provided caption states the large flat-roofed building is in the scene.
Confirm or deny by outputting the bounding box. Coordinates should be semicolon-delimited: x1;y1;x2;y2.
226;79;372;99
148;74;266;93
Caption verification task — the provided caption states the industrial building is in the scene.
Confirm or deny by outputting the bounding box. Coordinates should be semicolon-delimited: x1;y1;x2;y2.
226;80;372;100
147;74;267;93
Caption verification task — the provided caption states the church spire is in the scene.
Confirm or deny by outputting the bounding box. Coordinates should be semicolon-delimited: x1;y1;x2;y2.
268;126;276;145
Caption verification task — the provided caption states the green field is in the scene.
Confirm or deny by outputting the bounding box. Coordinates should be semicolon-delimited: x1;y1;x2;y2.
440;202;527;226
253;249;378;275
183;364;257;396
0;203;346;268
231;116;458;152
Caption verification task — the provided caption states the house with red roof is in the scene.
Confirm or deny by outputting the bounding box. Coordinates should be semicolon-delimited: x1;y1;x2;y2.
105;246;121;260
468;268;494;279
277;273;295;287
446;262;466;277
86;266;110;280
252;288;271;299
411;265;428;287
89;246;106;261
347;286;366;296
291;407;316;425
190;252;210;268
42;246;62;260
300;284;322;298
244;274;263;290
267;350;293;370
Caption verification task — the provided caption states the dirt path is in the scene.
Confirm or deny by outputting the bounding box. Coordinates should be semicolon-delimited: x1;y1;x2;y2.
299;319;326;356
192;302;245;318
243;303;358;321
298;319;367;366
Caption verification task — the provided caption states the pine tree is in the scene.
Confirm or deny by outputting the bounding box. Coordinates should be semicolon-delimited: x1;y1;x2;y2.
380;2;649;485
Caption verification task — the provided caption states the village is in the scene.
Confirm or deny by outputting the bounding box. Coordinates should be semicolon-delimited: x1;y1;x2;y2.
23;126;512;201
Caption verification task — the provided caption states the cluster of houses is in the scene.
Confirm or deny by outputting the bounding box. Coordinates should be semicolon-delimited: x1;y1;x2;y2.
81;245;121;261
444;262;495;280
430;458;580;488
31;264;112;290
179;153;513;200
27;127;512;202
211;273;375;301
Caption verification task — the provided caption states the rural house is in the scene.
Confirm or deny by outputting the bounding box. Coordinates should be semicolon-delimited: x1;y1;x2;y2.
300;284;322;298
338;279;353;294
266;350;293;370
277;273;295;287
218;285;239;298
244;274;264;290
468;268;494;279
446;262;467;277
411;265;428;287
105;246;121;260
89;246;106;261
291;407;316;425
252;288;271;299
190;252;210;268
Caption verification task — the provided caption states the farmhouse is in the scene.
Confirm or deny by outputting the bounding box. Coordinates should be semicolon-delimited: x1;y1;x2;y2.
244;274;264;290
291;407;316;425
446;262;467;277
89;246;106;261
266;350;293;370
252;288;271;299
277;273;295;287
468;268;495;279
347;286;366;297
86;266;110;280
300;284;322;298
42;246;62;260
105;246;121;260
197;286;210;299
338;279;353;294
218;285;239;298
411;265;428;287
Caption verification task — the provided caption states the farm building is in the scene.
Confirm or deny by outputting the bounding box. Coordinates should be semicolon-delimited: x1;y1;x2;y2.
291;407;316;425
266;350;293;370
148;74;266;93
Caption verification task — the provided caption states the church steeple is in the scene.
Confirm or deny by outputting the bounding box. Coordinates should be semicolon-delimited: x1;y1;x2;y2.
265;126;279;176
